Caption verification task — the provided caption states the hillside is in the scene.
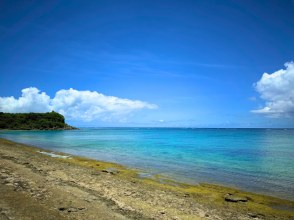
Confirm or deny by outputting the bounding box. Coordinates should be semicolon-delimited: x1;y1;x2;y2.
0;111;77;130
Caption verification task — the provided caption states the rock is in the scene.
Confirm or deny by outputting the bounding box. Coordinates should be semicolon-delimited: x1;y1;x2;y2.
67;207;78;212
5;182;14;187
225;194;249;202
58;207;66;211
248;212;264;218
248;212;258;218
59;207;85;212
124;191;133;196
102;168;119;175
84;195;96;202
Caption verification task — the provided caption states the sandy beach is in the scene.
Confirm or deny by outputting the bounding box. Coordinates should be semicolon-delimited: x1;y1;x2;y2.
0;138;293;220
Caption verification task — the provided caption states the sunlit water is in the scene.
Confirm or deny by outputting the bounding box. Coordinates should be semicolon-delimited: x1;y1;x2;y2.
1;128;293;200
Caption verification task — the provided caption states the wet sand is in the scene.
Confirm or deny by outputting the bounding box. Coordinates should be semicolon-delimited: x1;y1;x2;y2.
0;138;293;219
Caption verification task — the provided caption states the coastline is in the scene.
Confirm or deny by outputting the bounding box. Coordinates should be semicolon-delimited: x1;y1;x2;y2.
0;138;293;219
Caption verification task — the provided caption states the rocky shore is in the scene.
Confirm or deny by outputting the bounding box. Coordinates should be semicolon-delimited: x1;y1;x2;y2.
0;138;293;220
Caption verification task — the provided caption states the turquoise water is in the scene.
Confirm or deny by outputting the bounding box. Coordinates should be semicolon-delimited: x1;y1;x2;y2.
1;128;294;200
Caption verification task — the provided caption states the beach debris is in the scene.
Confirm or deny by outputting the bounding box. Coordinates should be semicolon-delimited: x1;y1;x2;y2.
38;151;71;159
225;193;249;202
102;168;119;175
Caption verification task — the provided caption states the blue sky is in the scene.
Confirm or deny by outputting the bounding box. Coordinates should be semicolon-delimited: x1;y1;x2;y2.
0;0;294;127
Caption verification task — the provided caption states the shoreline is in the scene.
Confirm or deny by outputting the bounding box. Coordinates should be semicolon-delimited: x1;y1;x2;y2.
1;133;292;201
0;138;293;219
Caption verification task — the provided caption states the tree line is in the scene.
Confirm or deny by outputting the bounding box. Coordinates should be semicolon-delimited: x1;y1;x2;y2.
0;111;76;130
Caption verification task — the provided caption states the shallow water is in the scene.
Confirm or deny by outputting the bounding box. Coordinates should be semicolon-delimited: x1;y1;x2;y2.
1;128;293;200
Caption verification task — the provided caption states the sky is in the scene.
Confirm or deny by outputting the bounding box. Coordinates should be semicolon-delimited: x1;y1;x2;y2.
0;0;294;128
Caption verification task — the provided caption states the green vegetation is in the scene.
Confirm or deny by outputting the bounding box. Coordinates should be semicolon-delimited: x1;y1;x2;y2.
0;111;77;130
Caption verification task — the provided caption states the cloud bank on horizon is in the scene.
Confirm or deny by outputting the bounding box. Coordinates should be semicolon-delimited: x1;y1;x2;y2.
0;87;157;121
252;62;294;118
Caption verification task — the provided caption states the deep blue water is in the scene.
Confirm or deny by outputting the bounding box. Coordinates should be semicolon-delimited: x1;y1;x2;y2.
1;128;294;200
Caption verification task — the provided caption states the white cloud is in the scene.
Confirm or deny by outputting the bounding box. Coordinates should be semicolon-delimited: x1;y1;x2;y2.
0;87;157;121
252;62;294;117
0;87;51;113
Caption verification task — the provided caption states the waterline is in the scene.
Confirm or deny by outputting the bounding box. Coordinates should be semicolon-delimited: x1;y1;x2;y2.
1;128;293;200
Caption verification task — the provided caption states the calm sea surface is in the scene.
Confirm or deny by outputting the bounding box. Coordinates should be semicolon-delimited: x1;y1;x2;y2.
1;128;293;200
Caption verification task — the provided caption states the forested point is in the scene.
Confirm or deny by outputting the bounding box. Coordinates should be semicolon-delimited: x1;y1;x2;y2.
0;111;77;130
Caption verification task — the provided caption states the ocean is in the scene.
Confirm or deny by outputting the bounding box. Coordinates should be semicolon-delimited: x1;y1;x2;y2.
1;128;293;200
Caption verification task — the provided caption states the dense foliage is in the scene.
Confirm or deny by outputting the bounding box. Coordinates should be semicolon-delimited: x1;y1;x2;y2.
0;111;76;130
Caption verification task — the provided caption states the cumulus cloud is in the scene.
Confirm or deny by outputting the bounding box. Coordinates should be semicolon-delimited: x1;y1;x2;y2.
252;62;294;117
0;87;157;121
0;88;51;113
